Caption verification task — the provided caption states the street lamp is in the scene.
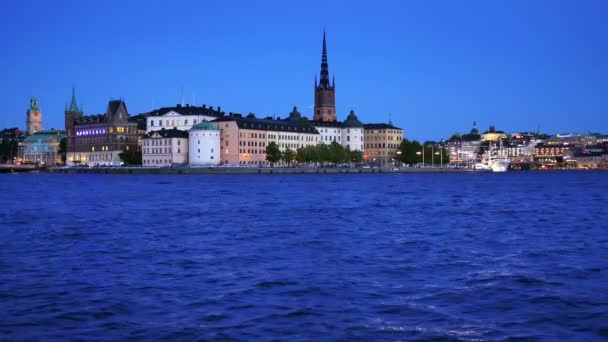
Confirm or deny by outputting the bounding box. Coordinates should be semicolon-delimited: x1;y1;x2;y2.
417;150;422;167
396;150;402;166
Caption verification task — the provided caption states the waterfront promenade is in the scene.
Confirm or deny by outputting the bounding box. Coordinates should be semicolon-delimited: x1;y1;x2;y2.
48;166;474;175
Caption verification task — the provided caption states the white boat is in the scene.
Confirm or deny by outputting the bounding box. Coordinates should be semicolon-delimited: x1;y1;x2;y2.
486;141;510;172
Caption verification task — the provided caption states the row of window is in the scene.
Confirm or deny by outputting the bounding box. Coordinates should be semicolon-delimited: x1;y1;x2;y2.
149;119;203;127
366;135;403;141
143;159;172;165
143;139;182;146
365;143;400;149
143;148;184;154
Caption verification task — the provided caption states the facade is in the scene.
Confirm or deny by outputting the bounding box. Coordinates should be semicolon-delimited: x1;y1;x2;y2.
189;122;220;166
142;128;189;167
23;140;57;165
144;104;223;133
534;143;570;165
64;88;84;162
447;140;481;166
68;98;138;166
309;109;364;151
363;123;404;164
19;130;64;165
313;32;336;122
214;113;319;166
26;97;43;135
341;110;364;151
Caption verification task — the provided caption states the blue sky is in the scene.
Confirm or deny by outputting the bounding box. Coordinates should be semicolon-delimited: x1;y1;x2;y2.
1;0;606;140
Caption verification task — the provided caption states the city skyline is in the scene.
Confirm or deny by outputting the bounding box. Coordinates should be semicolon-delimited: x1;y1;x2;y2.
1;0;607;140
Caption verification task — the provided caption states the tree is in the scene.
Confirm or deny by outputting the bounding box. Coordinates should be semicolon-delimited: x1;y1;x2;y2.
118;150;142;166
282;148;295;166
350;150;363;163
398;139;423;165
265;142;281;167
59;138;66;165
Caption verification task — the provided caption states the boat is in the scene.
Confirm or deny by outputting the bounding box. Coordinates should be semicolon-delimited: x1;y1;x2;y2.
486;141;510;172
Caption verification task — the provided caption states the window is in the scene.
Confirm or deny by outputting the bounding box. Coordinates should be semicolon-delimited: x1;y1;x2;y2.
151;120;154;126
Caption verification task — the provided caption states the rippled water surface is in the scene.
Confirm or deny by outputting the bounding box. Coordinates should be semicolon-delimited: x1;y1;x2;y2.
1;172;607;340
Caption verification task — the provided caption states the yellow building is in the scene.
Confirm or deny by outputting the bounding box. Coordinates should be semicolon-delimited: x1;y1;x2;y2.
363;123;403;165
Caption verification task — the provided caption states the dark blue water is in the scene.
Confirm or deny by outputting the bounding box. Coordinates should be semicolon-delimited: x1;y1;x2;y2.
1;172;607;340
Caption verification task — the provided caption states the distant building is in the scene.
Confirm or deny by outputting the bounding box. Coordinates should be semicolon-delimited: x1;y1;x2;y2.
19;130;64;165
64;87;84;162
309;109;364;152
481;125;507;142
214;113;319;166
189;122;220;166
143;104;224;133
142;128;189;167
313;32;336;122
25;97;43;135
67;94;138;166
534;143;570;166
363;123;403;164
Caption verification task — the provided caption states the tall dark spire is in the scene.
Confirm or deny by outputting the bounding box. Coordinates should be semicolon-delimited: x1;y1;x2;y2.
68;87;80;113
318;30;331;89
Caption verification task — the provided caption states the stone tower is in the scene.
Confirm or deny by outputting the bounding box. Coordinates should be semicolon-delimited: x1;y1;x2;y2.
313;31;336;122
64;87;83;155
26;97;42;135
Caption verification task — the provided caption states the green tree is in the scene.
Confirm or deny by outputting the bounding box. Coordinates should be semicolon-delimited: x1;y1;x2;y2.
282;148;295;166
398;139;423;165
350;149;363;163
265;142;281;167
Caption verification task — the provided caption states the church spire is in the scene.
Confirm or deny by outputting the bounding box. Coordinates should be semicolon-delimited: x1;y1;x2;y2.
68;87;80;113
318;30;331;89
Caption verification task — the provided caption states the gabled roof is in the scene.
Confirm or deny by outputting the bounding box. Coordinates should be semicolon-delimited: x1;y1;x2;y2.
364;123;402;130
146;128;189;139
142;104;224;118
214;114;319;134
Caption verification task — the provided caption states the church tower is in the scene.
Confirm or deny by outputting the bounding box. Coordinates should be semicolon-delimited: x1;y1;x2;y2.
313;31;336;122
26;97;42;135
65;87;83;155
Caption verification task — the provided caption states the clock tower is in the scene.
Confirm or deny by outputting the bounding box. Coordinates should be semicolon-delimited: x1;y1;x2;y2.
26;97;42;135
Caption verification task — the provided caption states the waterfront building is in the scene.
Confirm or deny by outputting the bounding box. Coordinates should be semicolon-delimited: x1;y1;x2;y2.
446;140;481;166
23;140;57;165
189;122;220;166
64;88;84;163
143;104;223;133
309;109;364;152
313;32;336;122
481;125;507;142
363;123;404;164
534;143;570;166
19;130;64;165
214;113;319;166
142;128;188;167
564;146;608;169
25;97;43;135
68;97;138;166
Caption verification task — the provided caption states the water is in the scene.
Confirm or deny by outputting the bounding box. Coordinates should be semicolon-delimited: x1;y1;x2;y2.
0;172;607;340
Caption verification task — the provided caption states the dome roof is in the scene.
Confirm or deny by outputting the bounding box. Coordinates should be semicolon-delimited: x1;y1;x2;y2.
190;121;219;131
342;110;363;128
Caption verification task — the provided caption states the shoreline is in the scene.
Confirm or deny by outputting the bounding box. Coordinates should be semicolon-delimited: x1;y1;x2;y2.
46;166;476;175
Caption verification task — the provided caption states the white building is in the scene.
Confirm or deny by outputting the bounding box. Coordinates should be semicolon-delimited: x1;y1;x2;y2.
145;104;223;133
189;122;220;166
340;110;364;152
289;106;364;152
311;111;364;152
142;128;189;167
